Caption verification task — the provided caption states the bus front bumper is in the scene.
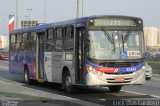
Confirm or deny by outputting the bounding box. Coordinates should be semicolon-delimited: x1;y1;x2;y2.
84;69;145;86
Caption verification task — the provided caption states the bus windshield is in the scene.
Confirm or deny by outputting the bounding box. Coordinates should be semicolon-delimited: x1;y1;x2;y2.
88;30;144;60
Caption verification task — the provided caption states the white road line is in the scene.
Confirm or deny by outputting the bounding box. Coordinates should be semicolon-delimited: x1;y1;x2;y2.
122;90;146;95
151;95;160;99
153;74;160;76
152;78;160;81
0;60;8;62
122;90;160;99
99;99;106;101
0;66;8;70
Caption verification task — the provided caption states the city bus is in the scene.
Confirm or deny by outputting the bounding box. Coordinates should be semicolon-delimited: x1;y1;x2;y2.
9;15;146;93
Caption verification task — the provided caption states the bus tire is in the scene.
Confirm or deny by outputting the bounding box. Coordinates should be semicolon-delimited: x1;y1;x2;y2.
146;77;151;80
109;85;122;93
63;71;76;93
24;67;32;85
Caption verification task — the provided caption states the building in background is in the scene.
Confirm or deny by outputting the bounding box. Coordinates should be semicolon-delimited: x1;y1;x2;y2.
0;35;9;51
144;27;160;50
21;20;38;28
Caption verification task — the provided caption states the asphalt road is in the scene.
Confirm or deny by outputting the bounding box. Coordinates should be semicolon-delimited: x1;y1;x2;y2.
0;61;160;106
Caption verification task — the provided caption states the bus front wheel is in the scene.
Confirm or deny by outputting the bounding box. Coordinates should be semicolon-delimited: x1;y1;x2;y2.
63;71;76;93
109;85;122;92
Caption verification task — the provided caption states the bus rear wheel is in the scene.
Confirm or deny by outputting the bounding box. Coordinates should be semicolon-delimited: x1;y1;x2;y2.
24;67;32;85
63;71;76;93
109;85;122;92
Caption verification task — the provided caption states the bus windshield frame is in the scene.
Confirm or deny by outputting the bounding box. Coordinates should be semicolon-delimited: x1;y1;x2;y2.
86;17;145;61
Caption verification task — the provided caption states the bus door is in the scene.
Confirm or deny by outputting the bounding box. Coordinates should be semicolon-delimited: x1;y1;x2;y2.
75;27;85;84
36;32;45;80
43;29;53;82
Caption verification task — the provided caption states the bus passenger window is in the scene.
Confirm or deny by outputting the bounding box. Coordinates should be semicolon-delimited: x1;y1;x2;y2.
16;34;22;51
45;29;54;52
46;42;54;52
10;35;16;51
21;33;28;51
55;28;63;51
48;29;54;40
64;26;74;50
28;32;36;51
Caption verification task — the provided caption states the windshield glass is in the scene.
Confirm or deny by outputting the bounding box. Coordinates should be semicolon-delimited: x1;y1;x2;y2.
88;30;144;60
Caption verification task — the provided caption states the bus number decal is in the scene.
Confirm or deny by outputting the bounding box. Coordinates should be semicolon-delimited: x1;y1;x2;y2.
126;68;136;72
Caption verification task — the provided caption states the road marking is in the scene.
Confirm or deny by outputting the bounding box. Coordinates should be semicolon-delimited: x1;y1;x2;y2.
99;99;106;101
122;90;160;99
152;78;160;81
153;74;160;76
0;66;8;70
151;95;160;99
122;90;146;95
0;60;8;63
22;91;40;97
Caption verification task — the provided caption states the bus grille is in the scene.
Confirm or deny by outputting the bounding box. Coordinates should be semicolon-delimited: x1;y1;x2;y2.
99;62;139;68
105;72;134;75
106;78;132;83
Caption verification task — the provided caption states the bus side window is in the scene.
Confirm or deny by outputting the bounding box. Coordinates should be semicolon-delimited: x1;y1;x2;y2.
22;33;28;51
28;32;36;51
15;34;22;51
64;26;74;50
10;34;16;51
45;29;54;52
55;27;63;51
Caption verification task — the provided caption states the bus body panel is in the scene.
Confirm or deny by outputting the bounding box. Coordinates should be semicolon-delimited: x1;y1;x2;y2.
52;52;75;84
52;52;63;83
9;52;36;80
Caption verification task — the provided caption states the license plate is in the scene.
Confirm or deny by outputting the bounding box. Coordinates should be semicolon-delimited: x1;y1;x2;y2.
114;77;125;82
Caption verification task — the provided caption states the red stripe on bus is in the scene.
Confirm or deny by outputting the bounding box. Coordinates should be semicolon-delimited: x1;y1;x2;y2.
31;56;37;80
95;68;115;73
83;67;116;73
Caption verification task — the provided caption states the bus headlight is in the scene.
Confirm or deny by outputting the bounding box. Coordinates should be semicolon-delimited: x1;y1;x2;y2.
86;65;104;76
142;66;146;70
88;65;94;71
86;65;96;73
142;64;146;71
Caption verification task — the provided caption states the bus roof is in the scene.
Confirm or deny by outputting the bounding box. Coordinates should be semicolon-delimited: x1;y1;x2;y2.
10;15;142;34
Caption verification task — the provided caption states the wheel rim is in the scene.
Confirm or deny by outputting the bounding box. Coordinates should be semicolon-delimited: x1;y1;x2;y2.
24;71;28;82
65;76;72;89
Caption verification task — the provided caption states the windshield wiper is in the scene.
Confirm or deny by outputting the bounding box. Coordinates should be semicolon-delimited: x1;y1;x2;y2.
102;28;114;44
112;33;116;53
121;26;135;51
123;26;134;43
102;28;116;53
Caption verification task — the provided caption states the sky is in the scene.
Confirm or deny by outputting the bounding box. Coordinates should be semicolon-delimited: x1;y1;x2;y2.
0;0;160;35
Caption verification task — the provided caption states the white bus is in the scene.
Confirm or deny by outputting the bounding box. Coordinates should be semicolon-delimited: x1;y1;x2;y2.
9;15;146;93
